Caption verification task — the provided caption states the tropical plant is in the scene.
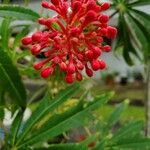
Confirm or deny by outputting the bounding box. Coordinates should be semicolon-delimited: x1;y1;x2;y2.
1;90;150;150
0;0;150;149
109;0;150;136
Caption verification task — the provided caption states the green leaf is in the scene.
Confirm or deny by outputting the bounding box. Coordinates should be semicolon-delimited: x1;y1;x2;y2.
128;0;150;6
106;100;128;129
129;9;150;33
0;5;40;21
125;13;149;61
112;121;144;141
9;109;24;145
0;18;11;51
29;91;88;137
125;13;148;51
93;139;106;150
0;49;27;108
34;143;84;150
17;84;80;145
111;138;150;150
17;93;110;147
111;0;150;64
120;14;135;65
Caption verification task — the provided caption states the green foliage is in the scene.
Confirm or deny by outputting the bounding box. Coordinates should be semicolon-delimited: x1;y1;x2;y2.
0;5;40;108
0;49;27;108
0;90;149;150
0;2;149;150
0;5;40;21
93;102;149;150
111;0;150;64
17;84;80;145
0;18;11;51
1;87;111;149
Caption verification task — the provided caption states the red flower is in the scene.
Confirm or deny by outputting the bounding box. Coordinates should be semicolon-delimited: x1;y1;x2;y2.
22;0;117;84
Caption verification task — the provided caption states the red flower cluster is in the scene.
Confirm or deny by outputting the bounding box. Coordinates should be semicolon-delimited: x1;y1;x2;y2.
22;0;117;84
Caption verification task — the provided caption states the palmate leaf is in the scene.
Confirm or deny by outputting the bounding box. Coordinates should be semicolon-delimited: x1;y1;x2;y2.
129;9;150;33
119;14;135;65
130;10;150;59
125;14;148;49
125;13;149;59
113;13;141;65
17;93;111;148
16;84;80;145
111;0;150;64
0;5;40;21
128;0;150;6
0;49;27;108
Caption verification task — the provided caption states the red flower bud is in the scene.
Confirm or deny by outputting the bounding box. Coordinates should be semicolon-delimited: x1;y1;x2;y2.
65;74;74;84
42;1;50;8
98;14;109;23
21;37;32;45
93;47;101;58
100;23;108;28
84;10;97;24
33;62;43;70
45;18;53;27
51;0;59;6
38;18;47;25
70;27;81;37
91;60;100;71
22;0;116;83
86;68;93;77
99;60;106;69
99;28;107;36
77;54;84;61
32;32;42;42
77;62;84;70
31;44;41;55
103;45;111;52
72;1;82;13
67;63;76;74
60;62;67;72
85;50;94;60
76;72;82;81
101;2;110;10
107;26;117;39
61;2;68;16
53;56;61;64
41;67;54;78
86;0;96;11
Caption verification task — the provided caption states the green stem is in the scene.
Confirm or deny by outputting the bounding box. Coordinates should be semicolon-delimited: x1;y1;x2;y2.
110;10;118;19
